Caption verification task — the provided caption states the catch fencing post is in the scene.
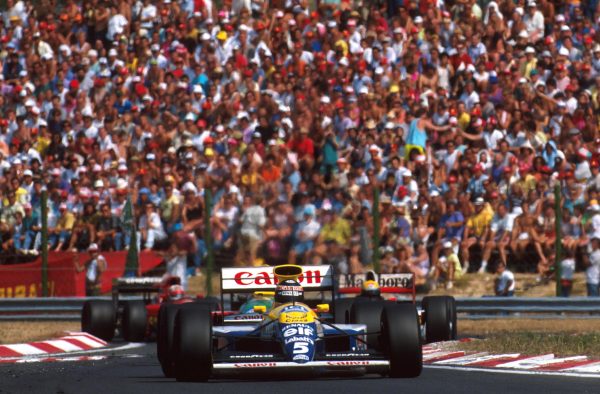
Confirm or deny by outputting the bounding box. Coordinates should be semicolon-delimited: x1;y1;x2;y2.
41;190;48;297
372;187;381;273
554;184;562;297
204;188;214;296
124;196;139;277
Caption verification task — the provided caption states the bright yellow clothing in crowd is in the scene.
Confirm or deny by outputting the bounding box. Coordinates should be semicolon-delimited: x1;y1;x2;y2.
320;217;352;245
466;206;493;238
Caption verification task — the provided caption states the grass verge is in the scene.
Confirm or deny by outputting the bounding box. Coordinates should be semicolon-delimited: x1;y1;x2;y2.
0;321;80;345
456;319;600;358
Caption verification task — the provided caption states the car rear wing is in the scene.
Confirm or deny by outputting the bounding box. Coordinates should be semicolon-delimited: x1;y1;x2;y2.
220;265;334;293
337;273;416;302
111;277;166;303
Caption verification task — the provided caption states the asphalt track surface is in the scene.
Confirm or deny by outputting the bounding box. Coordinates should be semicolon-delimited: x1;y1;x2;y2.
1;343;598;394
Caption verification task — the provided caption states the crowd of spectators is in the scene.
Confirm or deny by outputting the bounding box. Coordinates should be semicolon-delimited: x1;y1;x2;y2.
1;0;600;295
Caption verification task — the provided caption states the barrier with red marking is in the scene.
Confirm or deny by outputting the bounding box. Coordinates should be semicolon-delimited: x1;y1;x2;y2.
0;251;163;297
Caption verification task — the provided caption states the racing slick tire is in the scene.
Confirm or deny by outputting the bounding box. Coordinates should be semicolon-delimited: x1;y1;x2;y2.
422;296;456;343
157;304;183;378
382;303;423;378
349;299;386;349
334;298;355;324
81;300;116;342
173;306;212;382
122;300;147;342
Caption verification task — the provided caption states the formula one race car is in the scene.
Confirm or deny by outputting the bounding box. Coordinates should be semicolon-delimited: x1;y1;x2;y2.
81;276;219;342
336;272;457;344
158;265;422;381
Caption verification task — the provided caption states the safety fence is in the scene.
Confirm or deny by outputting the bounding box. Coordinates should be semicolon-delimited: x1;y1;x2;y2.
0;297;599;321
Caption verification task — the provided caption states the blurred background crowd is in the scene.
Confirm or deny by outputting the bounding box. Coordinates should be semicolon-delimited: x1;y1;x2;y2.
1;0;600;294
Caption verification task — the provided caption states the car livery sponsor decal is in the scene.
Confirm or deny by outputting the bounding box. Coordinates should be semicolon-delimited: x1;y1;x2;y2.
324;353;371;358
281;322;317;364
282;305;309;313
226;313;264;321
338;273;413;289
228;354;275;359
234;362;277;368
279;311;314;324
326;361;371;366
221;266;333;290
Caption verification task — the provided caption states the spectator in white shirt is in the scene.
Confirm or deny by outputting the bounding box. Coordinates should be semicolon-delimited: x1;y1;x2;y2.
494;263;515;296
138;202;166;250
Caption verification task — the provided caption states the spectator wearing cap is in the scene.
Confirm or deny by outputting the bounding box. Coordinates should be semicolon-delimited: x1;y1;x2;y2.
68;202;97;252
510;201;548;276
431;241;463;290
466;163;489;198
160;179;181;234
314;202;351;255
481;203;513;273
95;203;120;251
74;243;107;296
16;203;41;253
50;203;76;251
461;197;494;273
524;2;544;42
290;205;321;265
237;194;267;267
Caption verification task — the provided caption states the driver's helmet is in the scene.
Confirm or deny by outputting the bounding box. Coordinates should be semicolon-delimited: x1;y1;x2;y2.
361;280;381;297
240;298;274;314
168;284;184;301
275;279;304;304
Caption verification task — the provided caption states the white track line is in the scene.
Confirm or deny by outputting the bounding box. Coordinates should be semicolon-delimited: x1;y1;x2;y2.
425;364;600;379
494;354;555;369
433;352;489;365
565;362;600;373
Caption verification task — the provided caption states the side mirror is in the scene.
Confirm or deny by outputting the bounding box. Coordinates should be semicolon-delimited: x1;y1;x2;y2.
316;304;330;313
253;305;267;313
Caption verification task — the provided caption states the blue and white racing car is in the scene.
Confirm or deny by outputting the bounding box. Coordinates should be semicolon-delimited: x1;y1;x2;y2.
159;264;422;381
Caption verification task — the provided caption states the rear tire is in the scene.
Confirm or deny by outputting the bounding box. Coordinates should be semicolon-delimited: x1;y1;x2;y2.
173;306;212;382
195;296;221;311
423;296;455;343
157;304;182;378
382;303;422;378
446;296;457;340
81;300;116;341
349;299;385;349
333;298;354;324
122;301;147;342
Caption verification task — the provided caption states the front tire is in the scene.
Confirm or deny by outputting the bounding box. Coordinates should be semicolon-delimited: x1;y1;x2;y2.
333;298;354;324
122;301;147;342
382;303;423;378
81;300;116;341
173;306;212;382
349;299;385;349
